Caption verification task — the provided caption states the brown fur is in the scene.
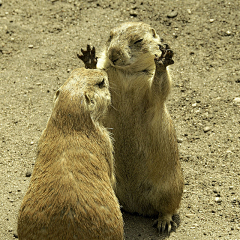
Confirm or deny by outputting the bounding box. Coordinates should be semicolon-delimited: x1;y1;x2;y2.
17;68;124;240
97;22;184;232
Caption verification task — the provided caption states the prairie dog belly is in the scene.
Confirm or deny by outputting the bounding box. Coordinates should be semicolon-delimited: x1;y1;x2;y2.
98;22;184;233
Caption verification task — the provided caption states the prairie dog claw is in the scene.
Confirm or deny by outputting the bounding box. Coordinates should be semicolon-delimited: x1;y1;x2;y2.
155;44;174;67
77;44;98;69
153;213;177;234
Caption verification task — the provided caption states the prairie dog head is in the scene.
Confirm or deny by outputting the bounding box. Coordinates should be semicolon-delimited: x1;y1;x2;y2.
104;22;163;71
53;68;110;124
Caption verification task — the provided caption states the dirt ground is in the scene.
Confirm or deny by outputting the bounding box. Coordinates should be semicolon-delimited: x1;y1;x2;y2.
0;0;239;239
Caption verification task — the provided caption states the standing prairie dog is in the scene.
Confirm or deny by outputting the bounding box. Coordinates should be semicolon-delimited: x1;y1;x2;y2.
97;22;184;233
17;68;124;240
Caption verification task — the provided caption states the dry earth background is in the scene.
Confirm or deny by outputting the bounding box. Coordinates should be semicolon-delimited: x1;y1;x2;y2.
0;0;240;239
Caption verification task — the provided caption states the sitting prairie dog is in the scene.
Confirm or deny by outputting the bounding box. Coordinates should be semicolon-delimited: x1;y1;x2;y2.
97;22;184;233
17;68;124;240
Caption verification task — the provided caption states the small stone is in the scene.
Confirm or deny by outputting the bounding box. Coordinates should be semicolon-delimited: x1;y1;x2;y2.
233;97;240;105
0;0;2;7
229;186;234;190
187;9;191;14
167;10;178;18
26;171;32;177
177;138;183;143
30;141;34;145
226;30;231;36
67;69;71;73
213;189;220;194
203;126;211;133
36;82;41;86
172;32;178;38
28;45;34;48
215;197;222;203
186;214;195;218
209;19;215;23
13;232;18;238
130;11;137;17
192;103;197;107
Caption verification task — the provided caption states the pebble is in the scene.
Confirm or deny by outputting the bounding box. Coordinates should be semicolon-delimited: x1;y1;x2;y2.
209;19;215;23
213;188;220;194
203;126;211;133
229;186;234;190
28;45;34;48
215;197;222;203
26;171;32;177
130;11;137;17
0;0;2;7
177;138;183;143
13;232;18;238
233;97;240;105
225;30;231;36
192;103;197;107
167;10;178;18
30;141;34;145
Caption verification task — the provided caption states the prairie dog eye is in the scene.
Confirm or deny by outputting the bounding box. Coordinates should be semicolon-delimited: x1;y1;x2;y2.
108;32;114;42
54;89;60;101
96;79;105;89
134;39;143;44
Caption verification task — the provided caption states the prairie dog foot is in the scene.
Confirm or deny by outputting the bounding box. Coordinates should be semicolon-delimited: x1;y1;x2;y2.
153;213;177;233
77;44;98;69
155;44;174;68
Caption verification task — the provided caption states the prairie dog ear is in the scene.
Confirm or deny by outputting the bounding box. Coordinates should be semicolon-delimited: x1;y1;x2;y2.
151;28;157;38
85;92;95;111
53;89;60;102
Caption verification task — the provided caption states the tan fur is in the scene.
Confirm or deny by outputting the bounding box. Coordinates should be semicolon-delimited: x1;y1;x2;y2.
17;68;124;240
97;22;184;232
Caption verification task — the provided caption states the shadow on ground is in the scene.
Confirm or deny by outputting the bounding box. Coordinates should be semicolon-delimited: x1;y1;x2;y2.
123;212;181;240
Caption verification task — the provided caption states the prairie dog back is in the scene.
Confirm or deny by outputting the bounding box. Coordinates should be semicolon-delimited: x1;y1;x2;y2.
17;68;124;240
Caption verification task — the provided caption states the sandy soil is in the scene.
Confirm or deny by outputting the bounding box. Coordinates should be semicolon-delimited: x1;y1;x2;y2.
0;0;239;239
